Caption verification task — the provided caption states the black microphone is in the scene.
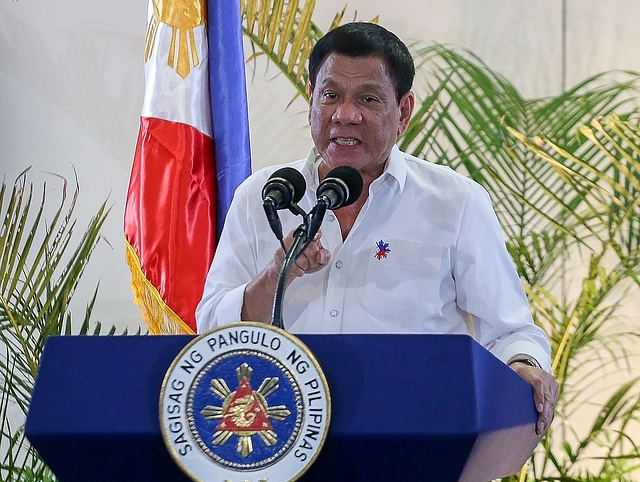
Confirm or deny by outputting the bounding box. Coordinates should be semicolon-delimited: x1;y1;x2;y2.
317;166;363;210
306;166;363;241
262;167;306;241
262;167;306;210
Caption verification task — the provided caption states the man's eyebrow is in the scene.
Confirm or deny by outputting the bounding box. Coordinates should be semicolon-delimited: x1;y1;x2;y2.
317;78;340;88
318;78;387;94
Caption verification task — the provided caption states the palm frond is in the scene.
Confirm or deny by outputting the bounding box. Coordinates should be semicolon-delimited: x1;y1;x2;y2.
404;45;640;252
241;0;318;101
0;171;110;481
240;1;377;104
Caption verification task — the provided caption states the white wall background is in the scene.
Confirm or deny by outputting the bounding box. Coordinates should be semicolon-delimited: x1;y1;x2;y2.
2;0;640;334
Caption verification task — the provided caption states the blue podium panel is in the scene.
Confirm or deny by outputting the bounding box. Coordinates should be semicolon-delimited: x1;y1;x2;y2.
25;335;193;482
298;335;538;481
26;334;538;482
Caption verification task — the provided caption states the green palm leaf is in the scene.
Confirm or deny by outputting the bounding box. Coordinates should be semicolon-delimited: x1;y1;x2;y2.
509;115;640;479
0;171;110;481
241;0;320;101
403;44;640;246
240;0;375;104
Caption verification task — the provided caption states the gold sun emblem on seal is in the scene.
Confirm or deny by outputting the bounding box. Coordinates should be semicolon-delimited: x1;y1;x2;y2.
145;0;206;78
201;363;292;458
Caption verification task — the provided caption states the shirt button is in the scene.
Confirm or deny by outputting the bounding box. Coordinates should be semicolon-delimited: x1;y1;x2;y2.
330;309;339;317
328;214;335;222
335;260;343;269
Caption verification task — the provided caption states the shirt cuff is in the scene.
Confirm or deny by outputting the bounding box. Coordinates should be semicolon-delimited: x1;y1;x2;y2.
498;340;551;372
196;283;248;333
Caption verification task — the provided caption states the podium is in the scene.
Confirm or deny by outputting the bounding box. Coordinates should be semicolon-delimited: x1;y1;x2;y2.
25;334;539;481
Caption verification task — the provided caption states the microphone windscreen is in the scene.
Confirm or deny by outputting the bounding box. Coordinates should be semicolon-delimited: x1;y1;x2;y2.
325;166;363;207
268;167;306;203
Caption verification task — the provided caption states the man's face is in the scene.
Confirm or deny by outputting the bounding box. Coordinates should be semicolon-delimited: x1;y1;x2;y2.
308;53;414;179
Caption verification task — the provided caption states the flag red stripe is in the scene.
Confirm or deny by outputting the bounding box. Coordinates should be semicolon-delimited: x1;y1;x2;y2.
124;116;215;331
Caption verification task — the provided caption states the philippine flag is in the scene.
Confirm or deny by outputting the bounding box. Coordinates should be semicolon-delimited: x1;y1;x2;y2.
124;0;251;334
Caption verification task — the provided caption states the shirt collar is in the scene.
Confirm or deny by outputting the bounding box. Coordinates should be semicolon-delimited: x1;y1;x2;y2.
302;148;322;191
384;145;408;192
304;144;408;193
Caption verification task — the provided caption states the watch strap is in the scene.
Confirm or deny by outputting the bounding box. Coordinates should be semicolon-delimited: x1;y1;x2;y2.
508;354;542;369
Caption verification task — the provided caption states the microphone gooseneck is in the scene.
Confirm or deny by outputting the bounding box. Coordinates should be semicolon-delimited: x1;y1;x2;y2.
265;165;364;330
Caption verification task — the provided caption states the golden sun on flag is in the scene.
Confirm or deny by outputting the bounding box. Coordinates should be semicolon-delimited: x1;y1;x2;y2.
145;0;207;78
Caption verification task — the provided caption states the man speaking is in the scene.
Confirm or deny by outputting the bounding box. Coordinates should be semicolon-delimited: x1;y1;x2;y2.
196;21;558;437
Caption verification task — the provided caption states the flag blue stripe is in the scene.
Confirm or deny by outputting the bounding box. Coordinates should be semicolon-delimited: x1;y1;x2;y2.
208;0;252;237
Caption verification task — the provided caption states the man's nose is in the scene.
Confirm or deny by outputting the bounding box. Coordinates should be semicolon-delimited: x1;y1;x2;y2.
331;100;363;124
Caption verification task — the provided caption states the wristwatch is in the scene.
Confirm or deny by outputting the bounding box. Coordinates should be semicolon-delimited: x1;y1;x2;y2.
508;354;542;369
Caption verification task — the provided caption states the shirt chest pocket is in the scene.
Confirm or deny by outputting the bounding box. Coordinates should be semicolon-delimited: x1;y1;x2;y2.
361;240;452;320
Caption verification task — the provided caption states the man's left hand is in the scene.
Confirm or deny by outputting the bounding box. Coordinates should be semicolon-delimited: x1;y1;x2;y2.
510;363;559;436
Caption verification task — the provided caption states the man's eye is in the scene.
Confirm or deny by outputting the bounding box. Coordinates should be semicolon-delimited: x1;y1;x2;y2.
363;96;379;103
323;92;337;99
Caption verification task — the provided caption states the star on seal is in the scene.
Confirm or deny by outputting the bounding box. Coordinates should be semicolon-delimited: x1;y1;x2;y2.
200;363;292;457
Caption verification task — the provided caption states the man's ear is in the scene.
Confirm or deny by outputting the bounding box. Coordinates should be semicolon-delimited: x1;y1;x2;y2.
397;91;415;137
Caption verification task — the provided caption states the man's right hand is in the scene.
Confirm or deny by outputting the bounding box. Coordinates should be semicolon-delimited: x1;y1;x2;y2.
276;229;331;280
242;228;331;322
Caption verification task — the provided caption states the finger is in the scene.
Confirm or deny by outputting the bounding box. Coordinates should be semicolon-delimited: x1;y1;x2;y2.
296;236;324;270
537;404;555;435
533;383;545;413
536;410;550;435
535;392;547;435
288;254;307;278
535;379;558;436
289;265;305;278
544;380;559;424
304;245;320;270
316;247;331;266
532;374;550;412
295;255;310;272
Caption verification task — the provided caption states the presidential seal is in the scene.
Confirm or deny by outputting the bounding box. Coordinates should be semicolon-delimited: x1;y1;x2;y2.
159;323;331;481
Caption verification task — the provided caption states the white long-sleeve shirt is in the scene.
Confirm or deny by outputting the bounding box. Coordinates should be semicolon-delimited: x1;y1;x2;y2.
196;145;551;370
